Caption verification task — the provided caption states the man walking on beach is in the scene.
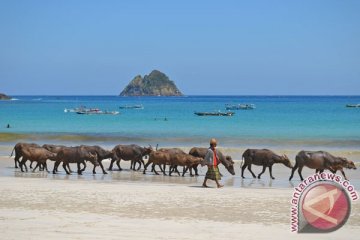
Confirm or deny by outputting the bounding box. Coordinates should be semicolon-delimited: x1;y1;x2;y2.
202;138;223;188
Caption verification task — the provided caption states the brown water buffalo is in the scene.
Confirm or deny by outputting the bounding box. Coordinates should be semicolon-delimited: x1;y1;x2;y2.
242;149;292;179
10;142;40;168
42;144;73;172
168;153;205;177
143;150;171;175
53;146;99;175
158;148;186;174
80;145;112;174
19;147;57;173
289;150;356;181
316;159;357;180
188;147;235;176
109;144;152;171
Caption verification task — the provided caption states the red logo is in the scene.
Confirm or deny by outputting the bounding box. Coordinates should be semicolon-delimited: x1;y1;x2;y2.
301;182;351;232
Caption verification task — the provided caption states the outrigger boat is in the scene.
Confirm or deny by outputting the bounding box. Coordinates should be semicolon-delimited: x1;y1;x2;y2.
76;109;120;115
346;104;360;108
225;104;256;110
194;111;235;116
119;104;144;109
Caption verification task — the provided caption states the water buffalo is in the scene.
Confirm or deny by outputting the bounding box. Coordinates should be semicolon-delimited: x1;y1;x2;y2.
241;149;292;179
43;144;73;172
10;142;40;168
19;147;57;173
289;150;356;181
80;145;112;174
109;144;152;171
188;147;235;176
53;146;99;175
143;150;171;175
158;148;186;175
168;153;205;177
316;159;357;180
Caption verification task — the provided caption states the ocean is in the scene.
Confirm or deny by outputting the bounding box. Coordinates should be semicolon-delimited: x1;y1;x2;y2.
1;95;360;151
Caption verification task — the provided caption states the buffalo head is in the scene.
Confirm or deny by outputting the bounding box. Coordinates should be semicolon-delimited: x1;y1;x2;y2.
88;152;99;166
223;155;235;175
341;158;357;170
281;155;293;168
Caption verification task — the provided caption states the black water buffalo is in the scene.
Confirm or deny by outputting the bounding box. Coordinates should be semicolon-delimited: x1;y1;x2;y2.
19;147;57;173
241;149;292;179
53;146;99;175
289;150;356;181
109;144;152;171
80;145;112;174
188;147;235;176
10;142;40;168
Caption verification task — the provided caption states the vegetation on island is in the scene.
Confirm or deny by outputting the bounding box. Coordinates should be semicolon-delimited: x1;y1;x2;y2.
120;70;183;96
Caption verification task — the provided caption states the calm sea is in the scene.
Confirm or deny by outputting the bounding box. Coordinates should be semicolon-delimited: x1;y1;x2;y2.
1;95;360;149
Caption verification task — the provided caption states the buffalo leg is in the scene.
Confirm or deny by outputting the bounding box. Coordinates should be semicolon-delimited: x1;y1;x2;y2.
143;160;153;174
14;154;20;168
193;166;199;176
98;161;108;174
108;158;116;170
247;164;256;178
63;162;71;174
77;162;82;174
30;161;34;169
297;166;304;181
289;162;298;180
159;164;167;175
153;164;160;175
174;166;180;176
116;159;122;171
19;158;28;172
182;166;188;176
43;162;50;173
241;163;248;178
32;162;40;172
258;165;266;179
340;169;348;181
53;161;60;174
269;165;275;180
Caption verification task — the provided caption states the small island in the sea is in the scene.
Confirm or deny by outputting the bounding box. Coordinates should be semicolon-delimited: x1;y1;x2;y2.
120;70;183;96
0;93;11;100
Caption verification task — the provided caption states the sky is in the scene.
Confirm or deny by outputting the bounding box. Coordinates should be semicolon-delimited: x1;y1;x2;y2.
0;0;359;95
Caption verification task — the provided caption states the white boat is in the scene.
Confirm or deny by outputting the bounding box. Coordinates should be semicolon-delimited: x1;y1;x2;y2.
225;104;256;110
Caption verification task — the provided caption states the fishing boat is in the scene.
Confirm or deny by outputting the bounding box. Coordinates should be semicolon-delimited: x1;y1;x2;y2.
225;104;256;110
119;104;144;109
346;104;360;108
194;111;235;116
76;108;120;115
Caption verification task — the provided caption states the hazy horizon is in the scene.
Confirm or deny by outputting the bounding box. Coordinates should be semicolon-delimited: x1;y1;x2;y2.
1;1;359;95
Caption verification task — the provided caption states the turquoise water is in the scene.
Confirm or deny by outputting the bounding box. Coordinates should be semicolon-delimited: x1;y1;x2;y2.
1;96;360;148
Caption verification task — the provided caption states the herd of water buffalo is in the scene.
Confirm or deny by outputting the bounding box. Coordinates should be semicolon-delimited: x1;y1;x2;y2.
9;142;357;181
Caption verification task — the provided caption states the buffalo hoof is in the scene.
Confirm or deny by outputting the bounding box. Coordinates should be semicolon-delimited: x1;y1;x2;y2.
271;177;275;180
93;171;96;174
15;166;18;169
257;175;261;179
103;171;108;174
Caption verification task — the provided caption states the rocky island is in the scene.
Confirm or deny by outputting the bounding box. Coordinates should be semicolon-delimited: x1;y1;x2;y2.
0;93;11;100
120;70;183;96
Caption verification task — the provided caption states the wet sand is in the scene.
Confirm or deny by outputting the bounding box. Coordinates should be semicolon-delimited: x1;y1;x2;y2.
1;145;360;239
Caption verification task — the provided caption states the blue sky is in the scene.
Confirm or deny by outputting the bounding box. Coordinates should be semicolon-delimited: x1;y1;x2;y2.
0;0;359;95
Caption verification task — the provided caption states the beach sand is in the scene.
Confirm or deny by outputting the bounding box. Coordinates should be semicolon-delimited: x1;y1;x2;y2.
1;145;360;239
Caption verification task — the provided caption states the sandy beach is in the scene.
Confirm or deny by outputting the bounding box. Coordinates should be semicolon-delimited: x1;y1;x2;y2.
0;144;360;240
